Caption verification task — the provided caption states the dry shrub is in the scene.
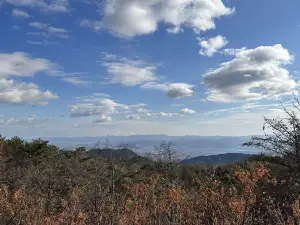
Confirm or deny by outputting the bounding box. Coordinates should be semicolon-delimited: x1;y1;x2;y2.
1;159;300;224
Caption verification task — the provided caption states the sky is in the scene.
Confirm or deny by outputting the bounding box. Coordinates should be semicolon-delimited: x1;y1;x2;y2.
0;0;300;138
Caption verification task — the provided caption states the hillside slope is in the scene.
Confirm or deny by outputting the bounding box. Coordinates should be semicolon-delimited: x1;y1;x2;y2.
182;153;253;165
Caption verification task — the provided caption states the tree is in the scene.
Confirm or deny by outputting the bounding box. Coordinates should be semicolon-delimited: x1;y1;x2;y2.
243;97;300;210
244;96;300;173
4;137;59;167
145;141;181;177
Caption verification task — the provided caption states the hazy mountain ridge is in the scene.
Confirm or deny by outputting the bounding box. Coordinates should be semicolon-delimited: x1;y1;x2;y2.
40;135;259;157
76;148;254;165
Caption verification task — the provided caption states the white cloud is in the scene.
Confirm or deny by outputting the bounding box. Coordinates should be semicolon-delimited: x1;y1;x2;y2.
198;35;228;56
0;78;58;105
12;8;30;18
222;48;246;56
26;40;56;45
81;0;233;37
143;111;178;118
157;112;175;117
167;83;194;98
48;26;68;34
70;98;128;117
70;95;183;122
75;93;111;102
1;115;51;126
0;52;55;78
203;44;298;102
0;52;59;105
94;115;112;123
93;93;111;98
1;106;288;137
180;108;196;114
101;54;194;98
5;0;69;13
102;54;157;86
79;19;102;31
29;22;47;29
12;25;22;30
29;21;70;39
136;108;193;118
62;77;89;86
166;26;183;34
141;82;194;98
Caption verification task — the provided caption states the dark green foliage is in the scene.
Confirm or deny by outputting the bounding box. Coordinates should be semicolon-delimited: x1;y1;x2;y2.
4;137;58;167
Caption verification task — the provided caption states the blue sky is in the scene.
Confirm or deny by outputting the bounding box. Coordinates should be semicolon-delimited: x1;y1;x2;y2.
0;0;300;138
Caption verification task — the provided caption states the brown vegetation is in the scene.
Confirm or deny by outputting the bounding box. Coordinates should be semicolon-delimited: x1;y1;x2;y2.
2;99;300;224
0;138;299;225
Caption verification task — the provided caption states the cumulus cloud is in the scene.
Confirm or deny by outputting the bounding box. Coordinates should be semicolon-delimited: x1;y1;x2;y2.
4;0;69;13
0;52;58;105
203;44;298;102
180;108;196;114
29;21;70;39
70;95;186;122
70;98;128;117
12;8;30;18
101;54;194;98
198;35;228;56
80;0;233;37
0;52;54;78
102;54;157;86
141;82;194;98
0;78;58;105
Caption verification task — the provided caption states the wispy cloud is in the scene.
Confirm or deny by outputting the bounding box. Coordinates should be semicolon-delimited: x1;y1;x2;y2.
61;77;90;86
12;8;30;18
4;0;69;13
28;22;71;39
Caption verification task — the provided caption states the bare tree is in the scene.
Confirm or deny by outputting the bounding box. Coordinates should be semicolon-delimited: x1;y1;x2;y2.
146;141;181;176
244;96;300;172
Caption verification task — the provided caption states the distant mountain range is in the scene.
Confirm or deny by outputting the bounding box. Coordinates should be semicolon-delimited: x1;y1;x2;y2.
84;148;253;165
36;135;260;157
77;147;254;165
182;153;253;165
